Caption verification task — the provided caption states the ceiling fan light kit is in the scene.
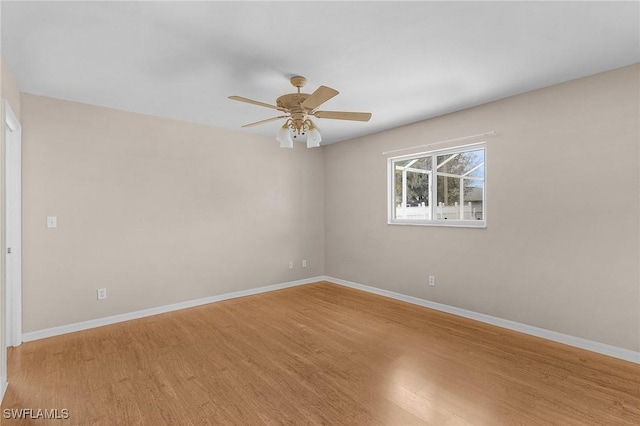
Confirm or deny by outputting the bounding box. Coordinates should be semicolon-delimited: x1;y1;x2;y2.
229;76;372;148
277;123;294;149
306;122;322;148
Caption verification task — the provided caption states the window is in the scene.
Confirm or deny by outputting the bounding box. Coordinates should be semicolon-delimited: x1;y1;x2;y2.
388;143;486;227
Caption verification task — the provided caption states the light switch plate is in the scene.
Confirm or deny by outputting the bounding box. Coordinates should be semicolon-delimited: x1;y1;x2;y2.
47;216;57;228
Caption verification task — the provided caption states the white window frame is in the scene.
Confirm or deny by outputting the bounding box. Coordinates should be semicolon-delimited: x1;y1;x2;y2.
387;142;487;228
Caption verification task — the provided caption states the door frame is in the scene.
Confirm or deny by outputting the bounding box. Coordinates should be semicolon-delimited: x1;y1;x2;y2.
3;99;22;354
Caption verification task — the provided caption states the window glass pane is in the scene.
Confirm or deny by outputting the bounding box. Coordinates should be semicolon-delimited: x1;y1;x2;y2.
436;175;461;219
437;149;484;175
394;168;402;208
465;181;484;220
395;157;430;171
436;149;484;221
393;156;432;220
436;153;458;173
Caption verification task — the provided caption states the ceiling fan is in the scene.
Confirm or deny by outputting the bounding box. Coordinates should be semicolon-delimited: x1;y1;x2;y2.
228;76;372;148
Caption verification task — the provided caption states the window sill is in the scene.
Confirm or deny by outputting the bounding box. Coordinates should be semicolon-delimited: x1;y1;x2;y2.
388;220;487;228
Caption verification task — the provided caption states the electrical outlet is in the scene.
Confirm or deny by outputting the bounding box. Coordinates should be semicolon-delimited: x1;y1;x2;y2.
429;276;435;286
302;259;307;268
288;261;294;269
97;288;107;300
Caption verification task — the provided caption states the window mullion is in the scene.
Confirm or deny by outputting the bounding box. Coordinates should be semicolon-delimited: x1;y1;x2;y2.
459;177;464;219
402;168;407;209
431;154;437;220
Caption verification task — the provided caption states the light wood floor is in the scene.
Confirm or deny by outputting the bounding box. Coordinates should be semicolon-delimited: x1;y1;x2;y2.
2;281;639;425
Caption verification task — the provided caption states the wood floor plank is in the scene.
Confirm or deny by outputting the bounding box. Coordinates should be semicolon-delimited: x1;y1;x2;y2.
1;281;638;425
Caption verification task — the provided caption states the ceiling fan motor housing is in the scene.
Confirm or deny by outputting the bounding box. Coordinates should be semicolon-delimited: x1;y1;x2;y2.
276;93;310;111
277;94;311;134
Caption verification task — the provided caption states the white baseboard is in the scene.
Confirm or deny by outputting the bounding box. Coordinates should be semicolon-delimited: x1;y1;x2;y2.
22;276;324;343
324;276;640;364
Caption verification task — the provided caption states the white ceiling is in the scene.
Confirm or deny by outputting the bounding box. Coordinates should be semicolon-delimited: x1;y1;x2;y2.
2;1;639;145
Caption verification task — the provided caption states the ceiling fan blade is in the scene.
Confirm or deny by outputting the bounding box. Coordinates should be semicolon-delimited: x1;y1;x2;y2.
229;96;282;111
314;111;372;122
301;86;339;110
241;115;288;128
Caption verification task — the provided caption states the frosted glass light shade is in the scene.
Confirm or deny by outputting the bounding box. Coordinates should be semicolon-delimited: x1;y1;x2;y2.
306;127;322;148
276;125;293;148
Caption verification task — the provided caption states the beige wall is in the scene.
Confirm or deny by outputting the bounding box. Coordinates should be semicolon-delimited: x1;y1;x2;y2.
324;64;640;352
21;94;324;332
